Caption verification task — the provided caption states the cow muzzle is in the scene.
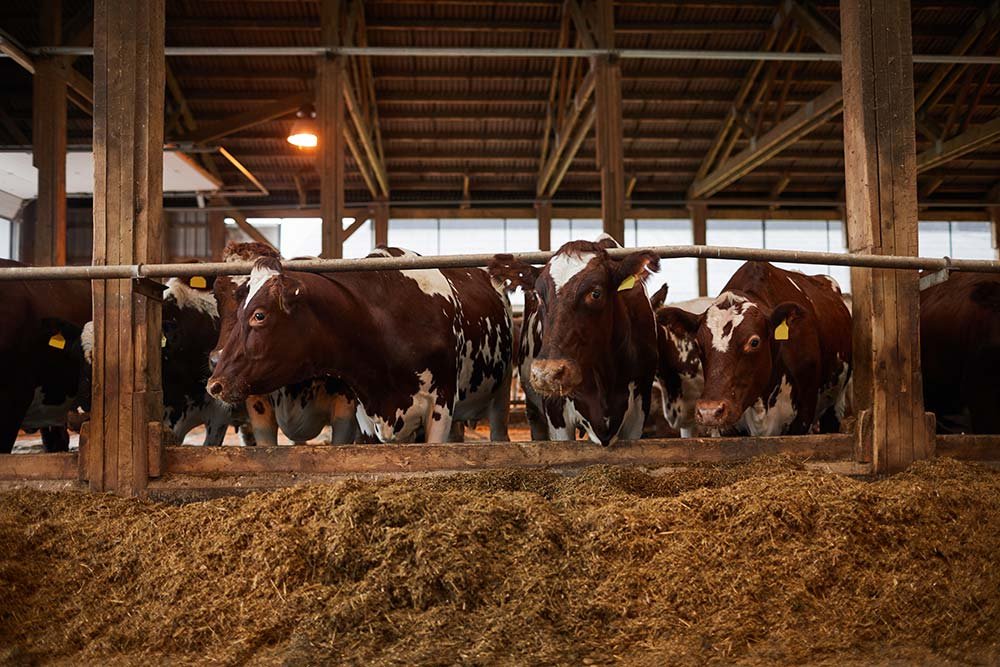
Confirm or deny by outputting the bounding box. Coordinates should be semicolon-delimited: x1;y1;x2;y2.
206;375;247;406
696;399;738;428
530;359;583;397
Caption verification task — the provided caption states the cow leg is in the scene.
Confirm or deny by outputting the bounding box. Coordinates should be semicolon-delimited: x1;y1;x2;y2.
448;420;465;442
487;371;512;442
41;426;70;452
0;386;35;454
237;422;258;447
424;403;455;443
245;395;278;447
523;392;551;441
329;395;359;444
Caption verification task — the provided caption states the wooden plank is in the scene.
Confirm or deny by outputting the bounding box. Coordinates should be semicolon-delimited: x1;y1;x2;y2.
787;0;841;54
536;198;552;251
32;60;67;267
208;210;226;260
90;0;165;496
537;68;596;195
689;83;843;199
840;0;927;475
0;453;79;481
184;91;312;145
163;434;856;476
936;434;1000;461
916;117;1000;173
546;105;596;197
690;203;708;296
342;77;389;197
319;0;346;259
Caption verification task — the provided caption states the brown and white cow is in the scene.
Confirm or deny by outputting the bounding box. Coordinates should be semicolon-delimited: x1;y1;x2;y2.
921;271;1000;434
213;242;361;445
207;248;513;443
659;262;851;436
489;236;659;446
654;295;714;437
0;259;91;453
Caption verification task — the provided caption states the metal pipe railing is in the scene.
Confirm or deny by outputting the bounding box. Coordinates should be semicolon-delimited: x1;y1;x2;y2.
1;245;998;282
16;46;1000;66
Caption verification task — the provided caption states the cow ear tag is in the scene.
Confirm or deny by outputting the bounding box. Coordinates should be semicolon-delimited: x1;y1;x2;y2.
774;319;789;341
189;276;207;289
161;334;167;348
617;274;637;292
48;333;66;350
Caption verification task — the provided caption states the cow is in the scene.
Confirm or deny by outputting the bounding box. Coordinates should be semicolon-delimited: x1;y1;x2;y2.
657;261;851;436
0;259;91;453
921;271;1000;434
489;235;660;446
213;242;362;445
653;294;714;437
207;247;513;443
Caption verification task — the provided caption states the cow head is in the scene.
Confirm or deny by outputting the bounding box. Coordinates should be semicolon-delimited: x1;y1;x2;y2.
207;257;319;404
693;293;805;429
654;306;704;428
527;239;658;400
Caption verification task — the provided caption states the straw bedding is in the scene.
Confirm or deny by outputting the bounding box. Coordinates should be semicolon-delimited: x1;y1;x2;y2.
1;456;999;665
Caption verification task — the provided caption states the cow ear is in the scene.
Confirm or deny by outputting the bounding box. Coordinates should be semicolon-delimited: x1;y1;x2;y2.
276;275;304;314
648;283;669;309
656;306;701;337
770;302;806;341
39;318;82;351
614;251;660;291
594;232;621;250
489;254;540;293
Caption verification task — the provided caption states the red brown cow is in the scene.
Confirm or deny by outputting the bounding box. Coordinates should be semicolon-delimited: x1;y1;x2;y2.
921;271;1000;434
0;259;91;453
207;249;512;443
659;262;851;436
653;295;714;437
489;236;659;445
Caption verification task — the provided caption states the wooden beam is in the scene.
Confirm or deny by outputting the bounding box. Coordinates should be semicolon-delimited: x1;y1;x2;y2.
690;203;708;297
208;210;227;261
184;91;312;145
593;0;625;244
342;77;389;197
786;0;841;54
546;105;597;196
0;452;79;481
319;0;346;259
536;198;552;251
374;198;389;246
566;0;597;50
689;83;843;199
915;0;999;110
916;117;1000;173
32;0;67;267
223;204;278;251
537;68;597;195
841;0;928;474
91;0;166;496
293;173;308;207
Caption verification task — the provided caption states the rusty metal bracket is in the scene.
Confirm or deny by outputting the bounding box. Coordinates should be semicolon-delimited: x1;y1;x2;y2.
919;256;952;291
132;277;167;301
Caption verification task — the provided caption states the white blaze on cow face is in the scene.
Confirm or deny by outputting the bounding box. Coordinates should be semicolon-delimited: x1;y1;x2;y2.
705;293;754;353
547;251;597;293
244;264;280;308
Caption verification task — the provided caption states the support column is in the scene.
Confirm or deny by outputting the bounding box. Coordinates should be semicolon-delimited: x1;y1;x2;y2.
989;206;1000;258
690;203;708;297
208;210;227;261
318;0;346;259
374;198;389;247
535;198;552;251
593;0;625;244
32;0;67;266
90;0;165;496
841;0;928;473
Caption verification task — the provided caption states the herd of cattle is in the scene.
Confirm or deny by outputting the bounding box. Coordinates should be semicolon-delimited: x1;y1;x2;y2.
2;235;998;454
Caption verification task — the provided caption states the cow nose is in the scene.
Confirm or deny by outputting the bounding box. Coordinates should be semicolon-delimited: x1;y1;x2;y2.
208;381;224;399
529;359;583;397
696;400;730;427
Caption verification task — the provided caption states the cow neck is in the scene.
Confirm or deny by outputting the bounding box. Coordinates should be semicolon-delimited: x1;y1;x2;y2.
302;272;396;410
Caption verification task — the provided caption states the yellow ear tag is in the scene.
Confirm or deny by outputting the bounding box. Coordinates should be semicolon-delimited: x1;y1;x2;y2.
774;319;789;341
617;274;637;292
189;276;207;289
161;334;167;348
48;333;66;350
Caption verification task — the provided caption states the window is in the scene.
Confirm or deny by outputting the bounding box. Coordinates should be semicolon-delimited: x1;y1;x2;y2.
635;219;697;302
0;217;11;260
919;220;996;260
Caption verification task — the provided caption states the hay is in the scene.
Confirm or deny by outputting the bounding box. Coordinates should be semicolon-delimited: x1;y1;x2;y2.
2;457;1000;665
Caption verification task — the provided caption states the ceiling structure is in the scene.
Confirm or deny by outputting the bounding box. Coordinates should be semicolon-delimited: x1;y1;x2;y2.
0;0;998;214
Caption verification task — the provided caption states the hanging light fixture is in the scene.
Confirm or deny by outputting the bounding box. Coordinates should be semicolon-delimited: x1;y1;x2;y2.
287;104;318;148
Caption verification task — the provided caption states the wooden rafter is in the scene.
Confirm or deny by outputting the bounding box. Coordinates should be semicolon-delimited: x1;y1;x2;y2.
184;92;313;145
342;76;389;197
786;0;840;54
917;116;1000;173
538;68;597;195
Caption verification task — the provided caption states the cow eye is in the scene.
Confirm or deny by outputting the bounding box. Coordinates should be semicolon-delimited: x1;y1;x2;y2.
589;287;602;300
252;310;266;323
747;335;761;350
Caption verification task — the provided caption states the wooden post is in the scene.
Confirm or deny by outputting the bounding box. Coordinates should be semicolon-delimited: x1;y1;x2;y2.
989;206;1000;257
208;210;227;261
841;0;928;474
690;203;708;297
373;198;389;247
32;0;67;266
593;0;625;245
535;198;552;251
319;0;346;259
90;0;165;496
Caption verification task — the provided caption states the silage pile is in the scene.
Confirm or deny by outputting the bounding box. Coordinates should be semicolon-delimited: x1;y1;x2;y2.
2;457;1000;666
